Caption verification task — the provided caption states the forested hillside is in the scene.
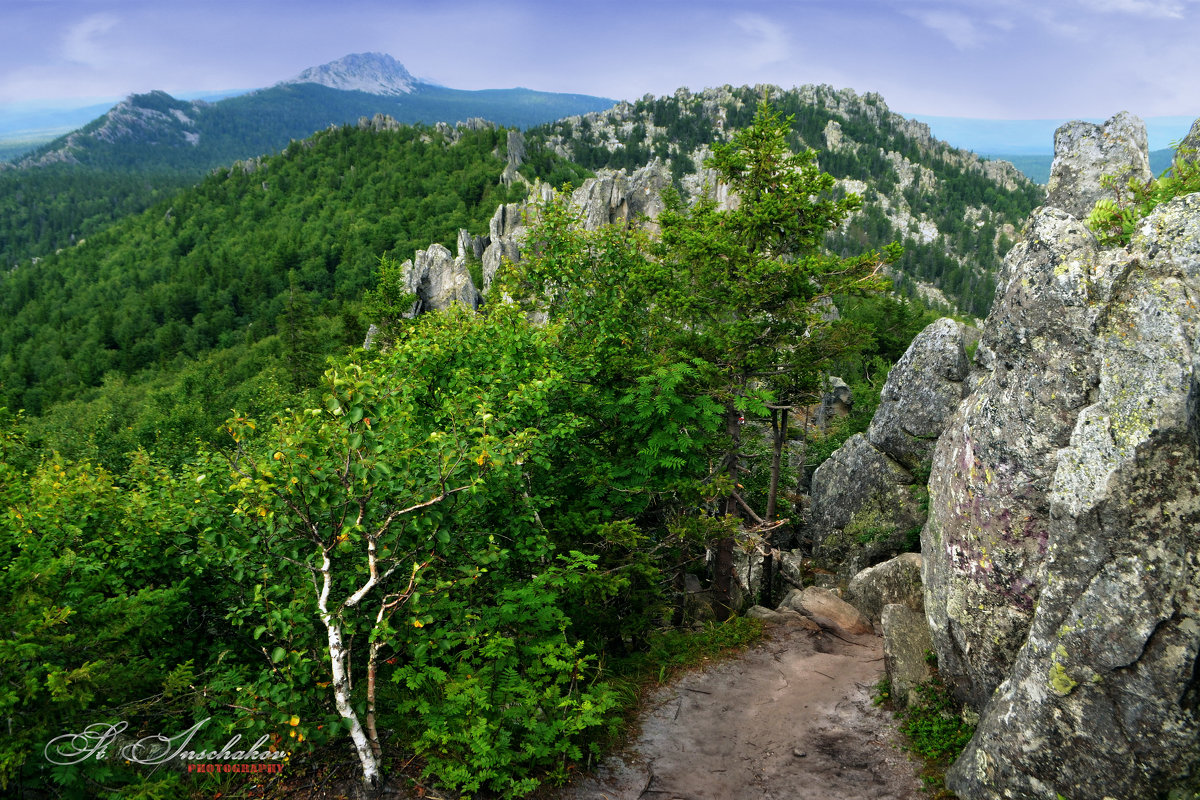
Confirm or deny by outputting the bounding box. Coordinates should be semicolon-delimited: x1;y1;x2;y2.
0;74;613;273
0;121;585;467
2;102;949;800
523;85;1044;315
0;83;1051;798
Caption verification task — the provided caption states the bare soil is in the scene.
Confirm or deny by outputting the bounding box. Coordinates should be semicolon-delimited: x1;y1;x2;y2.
550;620;923;800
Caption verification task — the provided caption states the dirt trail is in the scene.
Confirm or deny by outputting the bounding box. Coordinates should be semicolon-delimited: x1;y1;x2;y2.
553;621;923;800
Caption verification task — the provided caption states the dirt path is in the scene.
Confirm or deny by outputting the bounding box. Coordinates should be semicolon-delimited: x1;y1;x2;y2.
552;621;923;800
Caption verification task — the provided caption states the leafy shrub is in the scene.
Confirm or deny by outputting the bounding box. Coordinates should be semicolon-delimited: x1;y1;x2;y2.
393;561;619;797
1086;145;1200;246
897;674;975;761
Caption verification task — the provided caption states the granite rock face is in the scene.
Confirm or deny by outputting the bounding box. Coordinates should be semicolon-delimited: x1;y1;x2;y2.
881;604;934;709
1045;111;1151;219
924;113;1200;799
808;319;973;583
808;433;924;583
923;208;1107;709
477;162;672;292
846;553;924;627
867;318;972;471
1179;117;1200;158
401;242;480;314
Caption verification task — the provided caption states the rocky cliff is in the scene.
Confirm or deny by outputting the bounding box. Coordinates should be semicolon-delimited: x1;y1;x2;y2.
523;84;1044;316
282;52;416;96
807;318;975;583
919;112;1200;799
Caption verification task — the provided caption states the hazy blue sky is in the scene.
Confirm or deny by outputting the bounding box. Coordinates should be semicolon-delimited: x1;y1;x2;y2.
3;0;1199;123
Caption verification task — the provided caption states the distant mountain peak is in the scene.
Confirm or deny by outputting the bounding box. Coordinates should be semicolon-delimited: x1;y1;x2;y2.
282;53;417;96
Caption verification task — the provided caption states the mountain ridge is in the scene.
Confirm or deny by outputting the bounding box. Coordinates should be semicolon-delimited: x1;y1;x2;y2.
281;52;417;96
2;53;616;172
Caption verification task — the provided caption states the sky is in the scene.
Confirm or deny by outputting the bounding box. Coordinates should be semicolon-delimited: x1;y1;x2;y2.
2;0;1199;132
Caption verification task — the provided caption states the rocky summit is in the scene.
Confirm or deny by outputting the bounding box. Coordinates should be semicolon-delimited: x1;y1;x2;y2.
282;52;417;96
920;112;1200;800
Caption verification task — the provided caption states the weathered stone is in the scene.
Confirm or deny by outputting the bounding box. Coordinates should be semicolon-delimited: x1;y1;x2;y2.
401;243;479;313
684;590;717;625
569;161;671;230
479;163;671;292
881;604;934;709
812;376;853;433
746;605;821;631
925;187;1200;799
456;228;486;261
1045;111;1151;219
923;207;1111;710
506;129;526;167
809;434;924;583
1180;116;1200;163
867;318;971;470
779;587;873;636
845;553;924;627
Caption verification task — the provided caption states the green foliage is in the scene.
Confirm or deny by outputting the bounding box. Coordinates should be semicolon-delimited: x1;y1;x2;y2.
2;122;525;439
872;676;892;706
896;671;975;763
394;559;618;796
1086;144;1200;246
524;86;1040;316
0;165;193;270
0;441;236;796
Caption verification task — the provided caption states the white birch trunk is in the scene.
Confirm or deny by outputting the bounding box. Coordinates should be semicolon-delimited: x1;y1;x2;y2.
318;554;382;794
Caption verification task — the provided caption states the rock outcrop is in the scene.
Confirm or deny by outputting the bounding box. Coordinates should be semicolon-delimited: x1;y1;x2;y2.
845;552;924;627
1181;117;1200;164
1045;111;1151;219
399;240;483;315
881;604;934;709
923;112;1200;800
477;162;672;292
808;319;974;583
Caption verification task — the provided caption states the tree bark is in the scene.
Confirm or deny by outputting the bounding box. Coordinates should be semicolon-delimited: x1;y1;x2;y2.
766;407;788;522
713;401;743;620
317;554;383;796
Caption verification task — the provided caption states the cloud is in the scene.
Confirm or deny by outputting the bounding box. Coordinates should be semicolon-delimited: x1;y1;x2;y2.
910;9;983;48
733;14;789;69
1087;0;1191;18
62;13;119;67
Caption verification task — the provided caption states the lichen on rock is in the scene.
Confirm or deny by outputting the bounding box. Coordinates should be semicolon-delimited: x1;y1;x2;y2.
923;111;1200;800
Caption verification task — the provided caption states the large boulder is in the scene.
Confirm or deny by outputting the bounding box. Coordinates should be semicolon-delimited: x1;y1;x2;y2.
923;208;1108;709
867;318;972;471
807;317;974;584
881;604;934;709
925;110;1200;798
808;434;925;583
846;552;924;627
1045;111;1151;219
779;586;873;636
941;192;1200;800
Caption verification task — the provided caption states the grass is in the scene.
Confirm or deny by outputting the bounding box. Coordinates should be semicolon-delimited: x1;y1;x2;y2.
873;653;974;799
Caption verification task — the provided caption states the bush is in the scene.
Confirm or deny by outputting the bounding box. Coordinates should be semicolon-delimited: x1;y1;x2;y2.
1086;145;1200;246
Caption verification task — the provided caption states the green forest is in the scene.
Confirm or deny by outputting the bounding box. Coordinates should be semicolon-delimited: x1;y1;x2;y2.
523;86;1044;316
1;103;952;798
